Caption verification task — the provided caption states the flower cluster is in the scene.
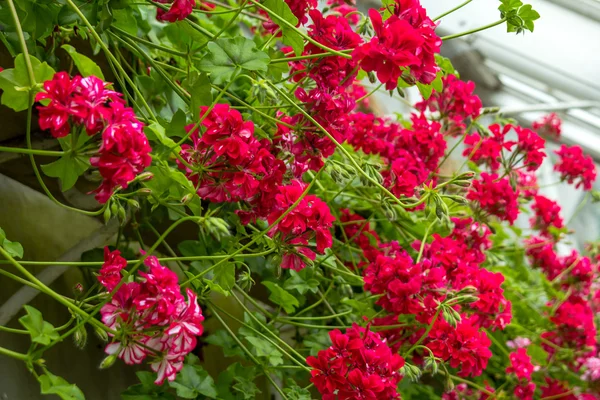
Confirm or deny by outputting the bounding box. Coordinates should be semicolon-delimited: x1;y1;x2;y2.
98;249;204;385
416;74;482;136
155;0;195;22
554;144;597;191
307;324;404;399
347;112;445;198
532;112;562;138
506;348;537;399
467;172;520;224
353;1;440;89
178;104;280;203
37;73;151;203
463;123;546;172
267;180;335;271
363;218;508;377
530;194;564;235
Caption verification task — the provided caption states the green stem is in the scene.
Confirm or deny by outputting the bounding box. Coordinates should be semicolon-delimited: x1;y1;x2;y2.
0;325;29;335
6;0;35;85
270;50;352;64
229;292;309;365
210;301;310;371
0;249;276;267
263;77;413;209
248;0;352;59
112;32;190;103
0;147;64;157
64;0;158;122
183;168;324;285
540;390;576;400
0;246;112;334
0;346;29;361
448;374;495;396
405;307;441;355
434;0;473;21
211;308;289;400
281;310;353;321
110;26;188;57
441;18;507;41
416;221;436;263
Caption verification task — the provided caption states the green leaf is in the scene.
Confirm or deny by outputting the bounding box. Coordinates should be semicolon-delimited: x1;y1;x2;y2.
216;363;260;400
169;364;217;399
498;0;523;14
41;152;90;191
167;109;188;138
245;336;283;366
0;54;55;111
284;270;319;295
262;281;299;313
213;262;236;293
185;71;212;120
112;9;138;36
284;384;312;400
144;122;179;149
3;239;24;259
205;330;245;358
527;343;548;366
0;227;24;259
61;45;104;80
14;0;61;42
416;81;433;100
262;0;304;56
198;37;270;84
38;371;85;400
121;371;176;400
143;164;195;206
435;54;458;77
19;305;60;345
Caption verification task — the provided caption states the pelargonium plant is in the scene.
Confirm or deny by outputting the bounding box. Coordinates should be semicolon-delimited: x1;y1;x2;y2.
0;0;598;399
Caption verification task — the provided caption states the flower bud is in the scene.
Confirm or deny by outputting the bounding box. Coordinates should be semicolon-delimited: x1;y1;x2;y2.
457;285;478;295
72;283;84;296
99;354;117;369
127;199;140;209
110;202;119;216
117;206;127;225
94;326;109;342
456;171;475;181
73;325;88;349
136;188;152;196
181;193;193;205
137;172;154;181
368;71;377;84
103;207;112;224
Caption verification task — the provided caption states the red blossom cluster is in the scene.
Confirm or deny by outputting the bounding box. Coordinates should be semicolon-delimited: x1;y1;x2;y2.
98;249;204;385
360;217;508;377
442;382;495;400
306;324;404;399
533;112;562;138
530;194;564;235
506;348;538;399
346;112;445;198
155;0;194;22
467;172;520;225
177;104;335;271
416;74;482;136
463;123;546;172
267;180;335;270
178;104;282;203
36;73;151;203
353;0;441;89
326;0;359;24
554;144;597;191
